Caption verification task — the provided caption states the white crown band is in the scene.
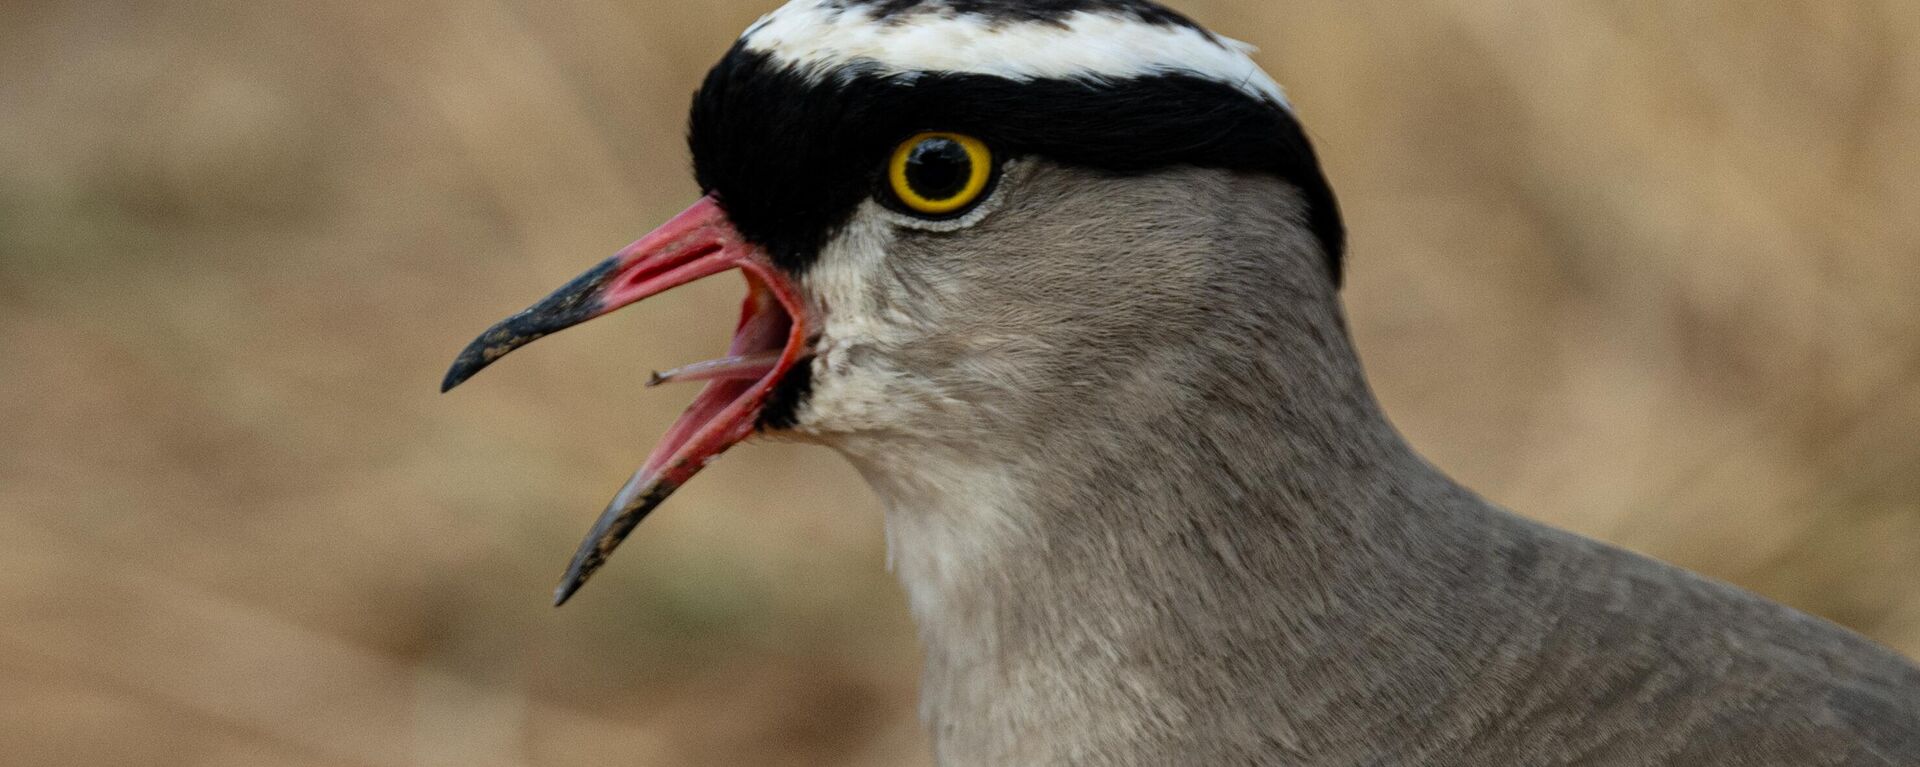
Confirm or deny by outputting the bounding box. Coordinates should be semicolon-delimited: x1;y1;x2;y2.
740;1;1291;109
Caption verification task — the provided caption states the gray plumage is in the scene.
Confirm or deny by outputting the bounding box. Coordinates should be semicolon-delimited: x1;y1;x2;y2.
441;1;1920;761
790;161;1920;765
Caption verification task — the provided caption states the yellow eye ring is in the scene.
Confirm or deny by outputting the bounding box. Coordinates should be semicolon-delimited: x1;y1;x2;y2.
888;132;994;216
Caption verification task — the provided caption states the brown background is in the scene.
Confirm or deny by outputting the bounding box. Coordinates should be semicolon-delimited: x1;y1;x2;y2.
3;1;1917;764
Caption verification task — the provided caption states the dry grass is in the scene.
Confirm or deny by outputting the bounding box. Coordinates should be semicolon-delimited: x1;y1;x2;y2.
2;1;1915;764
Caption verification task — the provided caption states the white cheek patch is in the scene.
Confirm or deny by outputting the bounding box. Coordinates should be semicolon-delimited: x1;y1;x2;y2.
805;205;899;345
794;205;956;435
742;1;1290;108
794;156;1035;436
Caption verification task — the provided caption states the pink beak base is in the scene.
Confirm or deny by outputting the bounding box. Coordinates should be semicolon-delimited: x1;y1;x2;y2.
442;196;810;605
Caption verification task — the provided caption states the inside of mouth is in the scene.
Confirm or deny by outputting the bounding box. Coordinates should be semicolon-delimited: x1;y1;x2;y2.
617;243;723;295
637;271;796;478
647;351;784;387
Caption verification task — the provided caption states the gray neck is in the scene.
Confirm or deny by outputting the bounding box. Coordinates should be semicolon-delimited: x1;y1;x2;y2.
840;262;1524;763
811;166;1920;765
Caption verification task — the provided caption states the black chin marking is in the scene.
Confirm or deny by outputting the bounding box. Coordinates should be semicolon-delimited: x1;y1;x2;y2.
689;49;1346;286
758;361;815;431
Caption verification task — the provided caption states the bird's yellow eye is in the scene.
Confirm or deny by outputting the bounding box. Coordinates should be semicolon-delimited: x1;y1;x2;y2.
888;132;995;217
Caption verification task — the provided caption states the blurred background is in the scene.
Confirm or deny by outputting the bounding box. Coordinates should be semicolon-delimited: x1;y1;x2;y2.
3;0;1917;764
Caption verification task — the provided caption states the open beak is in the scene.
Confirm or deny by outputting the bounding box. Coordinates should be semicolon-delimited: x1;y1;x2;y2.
442;196;810;605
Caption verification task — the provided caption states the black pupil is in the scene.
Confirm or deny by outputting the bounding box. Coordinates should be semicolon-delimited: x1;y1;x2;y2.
905;138;973;201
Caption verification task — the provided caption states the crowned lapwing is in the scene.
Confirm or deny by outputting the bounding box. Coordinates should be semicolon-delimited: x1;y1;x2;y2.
443;1;1920;763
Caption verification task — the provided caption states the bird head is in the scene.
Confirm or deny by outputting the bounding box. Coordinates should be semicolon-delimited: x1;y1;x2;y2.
443;0;1344;605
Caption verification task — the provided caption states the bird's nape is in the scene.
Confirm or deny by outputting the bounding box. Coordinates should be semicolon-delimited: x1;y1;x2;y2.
441;196;811;605
435;2;1920;762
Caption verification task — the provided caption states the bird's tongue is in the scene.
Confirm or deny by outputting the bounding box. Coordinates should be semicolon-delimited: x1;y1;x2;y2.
440;196;808;605
567;248;807;607
633;274;794;489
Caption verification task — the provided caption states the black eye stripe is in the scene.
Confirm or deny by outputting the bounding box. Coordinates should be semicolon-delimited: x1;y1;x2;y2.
690;49;1344;283
905;138;973;201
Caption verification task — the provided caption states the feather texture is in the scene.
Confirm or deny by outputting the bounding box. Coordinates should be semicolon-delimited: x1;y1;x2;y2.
797;162;1920;765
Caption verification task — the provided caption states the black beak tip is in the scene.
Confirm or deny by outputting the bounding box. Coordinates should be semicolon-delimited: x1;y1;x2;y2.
548;479;679;608
552;532;614;608
552;579;583;608
439;323;524;394
440;354;484;393
440;259;617;395
553;546;609;608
